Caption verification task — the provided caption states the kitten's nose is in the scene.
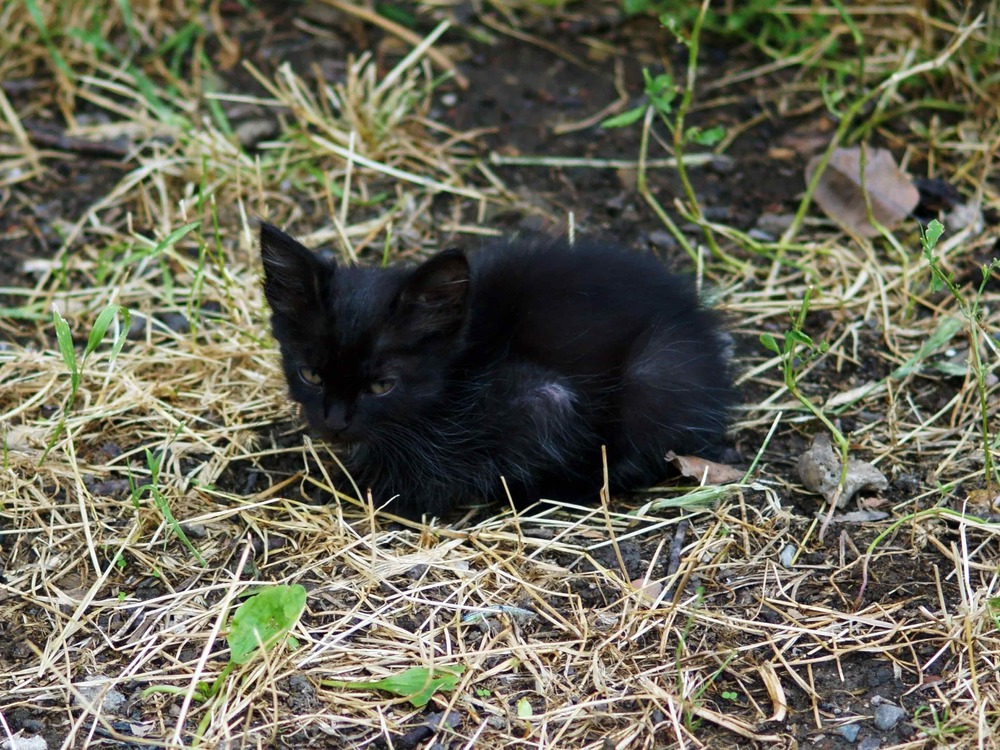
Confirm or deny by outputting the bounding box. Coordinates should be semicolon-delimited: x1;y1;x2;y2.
324;402;350;433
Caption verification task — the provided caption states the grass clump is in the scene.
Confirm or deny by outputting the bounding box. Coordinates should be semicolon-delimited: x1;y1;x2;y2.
2;0;1000;748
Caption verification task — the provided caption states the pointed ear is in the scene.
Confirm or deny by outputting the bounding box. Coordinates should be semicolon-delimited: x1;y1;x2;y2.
260;223;329;318
393;249;470;340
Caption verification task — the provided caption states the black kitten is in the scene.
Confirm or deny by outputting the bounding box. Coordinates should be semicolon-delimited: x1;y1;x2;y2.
261;224;736;518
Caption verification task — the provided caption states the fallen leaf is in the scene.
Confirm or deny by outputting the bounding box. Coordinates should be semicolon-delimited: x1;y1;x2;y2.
962;488;1000;513
796;433;888;508
667;452;743;484
630;578;664;603
324;665;465;708
806;146;919;237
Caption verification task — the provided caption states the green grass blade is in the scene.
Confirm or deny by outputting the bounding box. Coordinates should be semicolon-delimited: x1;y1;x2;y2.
52;306;79;400
84;304;121;359
23;0;73;80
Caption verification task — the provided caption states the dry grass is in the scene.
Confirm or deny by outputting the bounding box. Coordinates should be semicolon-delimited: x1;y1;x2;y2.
2;1;1000;748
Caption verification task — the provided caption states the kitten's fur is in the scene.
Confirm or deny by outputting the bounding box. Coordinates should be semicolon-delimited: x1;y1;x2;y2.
261;224;736;518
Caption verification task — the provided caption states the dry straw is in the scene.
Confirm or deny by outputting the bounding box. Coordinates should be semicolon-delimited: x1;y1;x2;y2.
2;1;1000;748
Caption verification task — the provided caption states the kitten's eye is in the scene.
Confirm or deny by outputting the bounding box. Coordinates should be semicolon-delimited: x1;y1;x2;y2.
298;366;323;386
368;377;397;396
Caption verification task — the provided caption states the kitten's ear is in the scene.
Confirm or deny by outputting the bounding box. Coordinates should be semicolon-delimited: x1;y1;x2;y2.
393;249;470;339
260;223;329;318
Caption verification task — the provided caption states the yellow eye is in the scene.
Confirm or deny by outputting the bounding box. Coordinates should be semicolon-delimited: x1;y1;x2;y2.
298;367;323;386
368;378;397;396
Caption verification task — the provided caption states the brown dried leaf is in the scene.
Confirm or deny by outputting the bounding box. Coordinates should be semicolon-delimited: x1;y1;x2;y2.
797;433;888;508
630;578;664;603
806;146;919;237
667;452;743;485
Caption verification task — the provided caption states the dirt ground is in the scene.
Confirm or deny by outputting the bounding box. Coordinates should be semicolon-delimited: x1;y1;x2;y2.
2;2;999;749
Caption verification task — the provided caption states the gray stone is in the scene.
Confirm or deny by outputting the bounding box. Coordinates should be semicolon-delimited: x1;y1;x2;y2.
836;723;861;742
873;702;906;730
1;736;48;750
73;676;126;715
858;738;881;750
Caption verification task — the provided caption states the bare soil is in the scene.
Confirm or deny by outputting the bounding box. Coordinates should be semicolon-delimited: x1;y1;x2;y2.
2;3;998;749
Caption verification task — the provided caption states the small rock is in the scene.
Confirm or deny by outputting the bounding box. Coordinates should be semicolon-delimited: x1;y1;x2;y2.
179;523;207;539
647;230;676;250
157;312;190;334
747;227;776;241
127;314;147;341
1;736;48;750
74;676;126;715
836;723;861;742
755;212;795;237
858;737;881;750
91;479;131;497
440;92;458;107
707;155;735;174
604;193;627;212
945;201;984;235
234;118;278;149
299;3;342;25
99;442;123;459
779;543;797;568
873;703;906;731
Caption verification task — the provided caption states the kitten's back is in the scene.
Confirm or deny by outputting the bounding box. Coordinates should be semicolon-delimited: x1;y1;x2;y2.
465;237;716;372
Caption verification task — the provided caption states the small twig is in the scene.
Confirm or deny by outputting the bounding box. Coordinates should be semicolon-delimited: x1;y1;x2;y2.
665;519;690;588
23;121;131;158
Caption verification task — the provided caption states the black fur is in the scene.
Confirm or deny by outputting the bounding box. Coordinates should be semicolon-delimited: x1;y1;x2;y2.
261;223;736;518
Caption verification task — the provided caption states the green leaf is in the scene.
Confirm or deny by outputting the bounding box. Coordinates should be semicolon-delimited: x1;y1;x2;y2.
891;316;963;379
228;585;307;665
623;0;652;14
759;333;780;354
692;125;725;146
84;304;120;359
151;221;202;256
109;308;132;364
642;70;676;114
787;330;814;348
324;665;465;708
52;307;80;399
517;697;533;719
375;3;417;27
923;219;945;251
23;0;73;79
601;106;647;129
931;360;967;378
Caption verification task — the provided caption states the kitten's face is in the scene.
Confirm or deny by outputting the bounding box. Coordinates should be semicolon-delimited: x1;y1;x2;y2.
260;224;470;445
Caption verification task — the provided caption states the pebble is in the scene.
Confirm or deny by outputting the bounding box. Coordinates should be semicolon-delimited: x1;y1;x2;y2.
836;723;861;742
707;155;735;174
127;313;147;341
779;543;797;568
158;312;190;334
235;118;278;149
858;737;881;750
179;523;207;539
1;736;48;750
128;311;192;338
873;703;906;730
754;212;795;237
73;677;126;715
647;230;676;250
